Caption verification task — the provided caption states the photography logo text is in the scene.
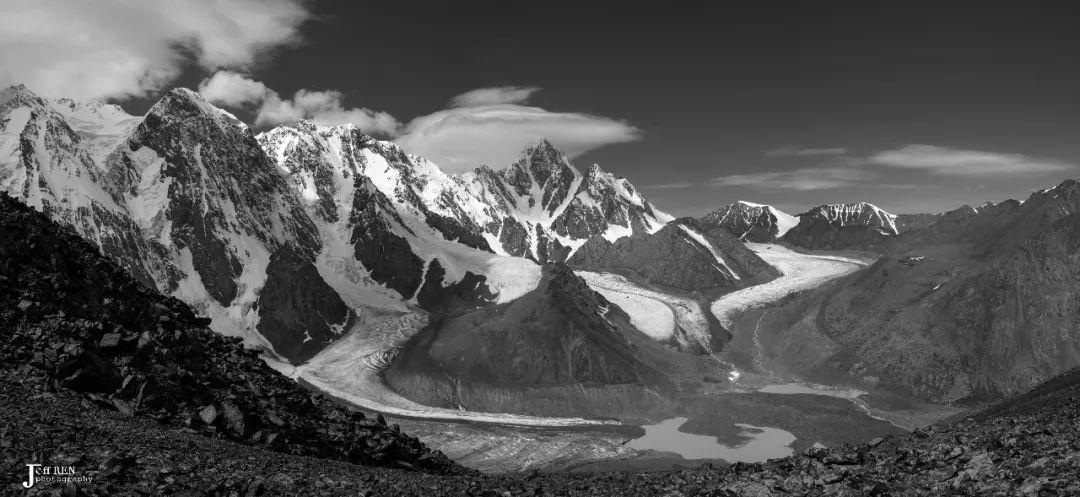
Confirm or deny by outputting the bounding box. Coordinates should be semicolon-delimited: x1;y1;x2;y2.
22;463;94;489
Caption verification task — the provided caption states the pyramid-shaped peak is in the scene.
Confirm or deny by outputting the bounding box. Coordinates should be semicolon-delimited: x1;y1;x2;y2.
533;137;557;150
146;88;245;128
165;88;218;109
522;138;568;161
512;138;577;183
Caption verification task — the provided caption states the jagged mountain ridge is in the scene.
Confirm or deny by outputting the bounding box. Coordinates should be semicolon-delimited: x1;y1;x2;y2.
0;84;675;364
701;200;902;250
257;123;673;264
781;201;901;251
568;218;781;293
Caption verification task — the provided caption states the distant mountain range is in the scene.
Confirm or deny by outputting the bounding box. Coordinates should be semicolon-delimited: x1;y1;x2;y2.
704;186;1080;403
0;84;674;363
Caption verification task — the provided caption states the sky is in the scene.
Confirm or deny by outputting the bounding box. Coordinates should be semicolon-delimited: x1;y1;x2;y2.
2;1;1079;216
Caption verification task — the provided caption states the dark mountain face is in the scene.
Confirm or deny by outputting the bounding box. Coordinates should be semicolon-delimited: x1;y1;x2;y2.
257;245;357;362
757;182;1080;403
118;89;321;307
895;212;943;233
781;202;900;251
387;264;665;388
383;264;675;417
568;219;780;292
699;201;799;242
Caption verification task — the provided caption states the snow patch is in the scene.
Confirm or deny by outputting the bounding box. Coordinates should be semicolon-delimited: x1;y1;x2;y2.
769;206;799;237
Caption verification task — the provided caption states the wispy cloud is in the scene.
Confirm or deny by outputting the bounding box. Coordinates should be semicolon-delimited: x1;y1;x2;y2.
395;87;640;172
450;86;539;107
868;145;1074;176
738;143;1075;191
766;146;849;158
711;167;876;191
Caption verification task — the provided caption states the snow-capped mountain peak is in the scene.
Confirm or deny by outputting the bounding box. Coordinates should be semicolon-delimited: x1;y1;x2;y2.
700;201;798;242
144;88;249;133
802;202;898;235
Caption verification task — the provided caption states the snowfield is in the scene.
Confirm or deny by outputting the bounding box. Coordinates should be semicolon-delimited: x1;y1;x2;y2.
577;271;712;351
710;243;869;329
289;308;618;427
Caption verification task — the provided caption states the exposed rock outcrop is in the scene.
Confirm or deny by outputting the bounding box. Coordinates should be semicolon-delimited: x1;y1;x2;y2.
0;192;458;473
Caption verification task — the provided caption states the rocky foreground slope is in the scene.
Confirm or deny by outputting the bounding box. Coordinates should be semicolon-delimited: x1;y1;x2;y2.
0;192;459;481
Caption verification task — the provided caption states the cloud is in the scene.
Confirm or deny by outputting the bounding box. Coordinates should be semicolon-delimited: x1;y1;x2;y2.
256;90;400;134
198;71;400;135
766;146;850;157
0;0;310;100
197;71;270;107
711;167;876;191
196;78;638;168
450;86;539;107
394;89;641;172
735;143;1074;192
868;145;1074;176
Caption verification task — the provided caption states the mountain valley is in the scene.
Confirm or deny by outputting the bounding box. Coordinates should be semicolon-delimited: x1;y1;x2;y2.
3;82;1080;494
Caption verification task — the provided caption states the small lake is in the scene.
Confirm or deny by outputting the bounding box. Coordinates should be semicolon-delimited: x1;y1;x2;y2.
628;417;795;461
